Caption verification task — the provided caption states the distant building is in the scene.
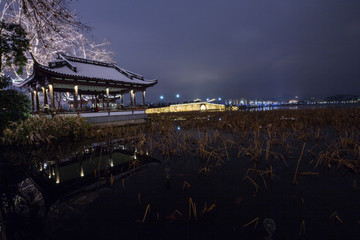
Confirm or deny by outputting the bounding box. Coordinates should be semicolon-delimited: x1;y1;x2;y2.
240;98;247;106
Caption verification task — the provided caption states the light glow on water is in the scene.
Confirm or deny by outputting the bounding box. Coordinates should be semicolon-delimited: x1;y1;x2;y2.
80;167;84;177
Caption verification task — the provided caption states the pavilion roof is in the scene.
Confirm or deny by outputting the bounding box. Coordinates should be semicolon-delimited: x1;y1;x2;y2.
15;53;158;87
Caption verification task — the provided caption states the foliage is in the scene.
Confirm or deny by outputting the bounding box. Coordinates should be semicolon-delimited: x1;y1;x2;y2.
1;115;89;145
0;21;30;134
0;74;11;89
0;86;31;133
0;20;30;75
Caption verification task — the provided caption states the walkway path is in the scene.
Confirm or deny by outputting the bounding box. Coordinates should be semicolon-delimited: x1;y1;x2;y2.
60;110;145;118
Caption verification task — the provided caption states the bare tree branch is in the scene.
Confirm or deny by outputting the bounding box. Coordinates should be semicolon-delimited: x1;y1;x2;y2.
2;0;114;80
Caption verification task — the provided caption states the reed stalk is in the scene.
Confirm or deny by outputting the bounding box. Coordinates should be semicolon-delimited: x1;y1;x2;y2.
189;198;197;220
299;220;306;235
243;217;259;229
293;143;306;185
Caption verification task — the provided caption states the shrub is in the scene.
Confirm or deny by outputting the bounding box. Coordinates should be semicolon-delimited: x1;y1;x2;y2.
0;87;31;134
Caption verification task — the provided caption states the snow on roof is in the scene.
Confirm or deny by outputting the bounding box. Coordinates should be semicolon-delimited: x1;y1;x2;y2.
58;54;77;72
118;67;144;79
41;53;157;85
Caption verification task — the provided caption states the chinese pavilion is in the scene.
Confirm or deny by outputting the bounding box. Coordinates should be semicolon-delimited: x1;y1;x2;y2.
15;53;158;112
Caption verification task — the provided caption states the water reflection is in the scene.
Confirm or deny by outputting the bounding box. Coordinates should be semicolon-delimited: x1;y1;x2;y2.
239;103;360;112
240;106;283;112
30;143;159;208
0;139;160;227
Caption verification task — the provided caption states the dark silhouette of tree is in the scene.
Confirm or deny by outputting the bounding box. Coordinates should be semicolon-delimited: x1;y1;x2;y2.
0;20;30;134
0;20;29;76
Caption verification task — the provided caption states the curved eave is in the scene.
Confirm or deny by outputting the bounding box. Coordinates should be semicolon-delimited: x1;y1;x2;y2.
12;73;35;88
143;79;158;87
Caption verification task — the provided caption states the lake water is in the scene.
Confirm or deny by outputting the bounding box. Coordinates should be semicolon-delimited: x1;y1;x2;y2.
2;103;360;240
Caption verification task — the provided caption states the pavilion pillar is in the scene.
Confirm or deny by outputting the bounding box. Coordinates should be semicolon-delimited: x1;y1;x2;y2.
80;93;83;110
95;95;98;107
106;88;110;110
142;90;146;106
42;87;48;106
113;93;117;108
134;92;136;106
56;92;62;110
120;94;123;105
130;91;134;107
48;84;55;110
73;85;78;110
35;90;40;112
30;90;35;112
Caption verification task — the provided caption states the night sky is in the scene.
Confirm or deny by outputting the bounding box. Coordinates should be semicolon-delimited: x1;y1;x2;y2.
72;0;360;102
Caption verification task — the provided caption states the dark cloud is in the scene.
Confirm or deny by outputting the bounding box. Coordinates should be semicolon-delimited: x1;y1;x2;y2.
72;0;360;102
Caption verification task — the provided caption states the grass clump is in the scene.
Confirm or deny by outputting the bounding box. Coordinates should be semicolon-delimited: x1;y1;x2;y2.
1;115;89;145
